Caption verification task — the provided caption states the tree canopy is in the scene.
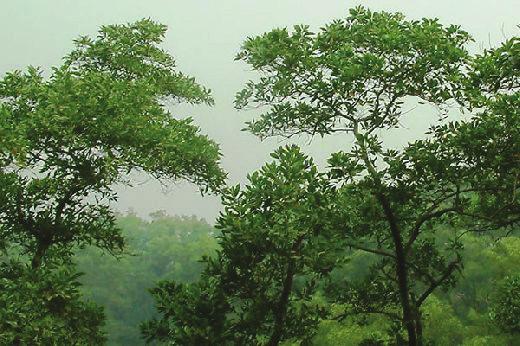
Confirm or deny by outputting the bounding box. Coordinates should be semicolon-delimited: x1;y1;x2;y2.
145;6;518;346
0;6;518;346
0;19;224;343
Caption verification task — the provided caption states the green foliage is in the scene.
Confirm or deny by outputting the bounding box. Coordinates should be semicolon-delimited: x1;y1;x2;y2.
0;19;224;343
467;35;519;104
312;232;520;345
235;6;519;345
2;7;517;346
77;213;218;345
235;6;470;137
0;261;105;345
69;213;519;345
490;275;520;334
144;146;342;345
311;316;390;346
421;295;466;345
0;18;224;268
212;145;340;344
141;275;229;345
66;19;214;105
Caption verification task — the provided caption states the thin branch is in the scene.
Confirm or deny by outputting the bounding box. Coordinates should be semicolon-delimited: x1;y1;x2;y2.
335;309;401;322
345;241;396;258
417;258;461;306
405;206;460;253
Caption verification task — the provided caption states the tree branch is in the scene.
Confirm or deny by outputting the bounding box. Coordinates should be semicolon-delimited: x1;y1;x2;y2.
417;258;461;306
345;241;396;258
405;206;460;254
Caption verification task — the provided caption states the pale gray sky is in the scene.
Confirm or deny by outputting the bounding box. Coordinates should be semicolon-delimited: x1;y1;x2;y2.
1;0;518;221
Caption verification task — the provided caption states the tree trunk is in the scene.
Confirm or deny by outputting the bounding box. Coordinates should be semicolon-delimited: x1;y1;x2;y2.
377;192;417;346
415;308;423;346
31;241;49;269
267;237;303;346
353;123;417;345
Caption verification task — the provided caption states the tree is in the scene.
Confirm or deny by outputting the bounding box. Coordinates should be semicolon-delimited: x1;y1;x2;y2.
235;6;518;345
0;19;224;341
143;145;341;345
0;18;224;269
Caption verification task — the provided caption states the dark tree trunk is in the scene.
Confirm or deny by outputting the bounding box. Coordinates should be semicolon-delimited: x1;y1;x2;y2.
31;241;49;269
267;237;303;346
415;308;423;346
353;124;417;345
267;260;296;346
377;192;417;346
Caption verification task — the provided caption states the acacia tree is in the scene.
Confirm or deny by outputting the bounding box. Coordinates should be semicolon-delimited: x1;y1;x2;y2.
0;19;224;342
235;7;518;345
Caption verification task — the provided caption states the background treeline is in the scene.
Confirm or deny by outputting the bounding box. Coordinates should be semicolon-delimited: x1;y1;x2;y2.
76;213;218;344
77;214;519;345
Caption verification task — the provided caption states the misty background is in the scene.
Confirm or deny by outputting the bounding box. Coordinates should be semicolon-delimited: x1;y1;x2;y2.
1;0;518;222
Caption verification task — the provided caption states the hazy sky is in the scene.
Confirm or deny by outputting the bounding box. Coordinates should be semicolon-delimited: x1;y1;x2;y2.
2;0;518;222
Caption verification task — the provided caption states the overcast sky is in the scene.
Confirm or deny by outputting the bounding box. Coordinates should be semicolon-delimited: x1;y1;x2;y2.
2;0;518;222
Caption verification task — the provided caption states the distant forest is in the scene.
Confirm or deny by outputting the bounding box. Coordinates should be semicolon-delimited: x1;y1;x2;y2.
78;214;519;345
